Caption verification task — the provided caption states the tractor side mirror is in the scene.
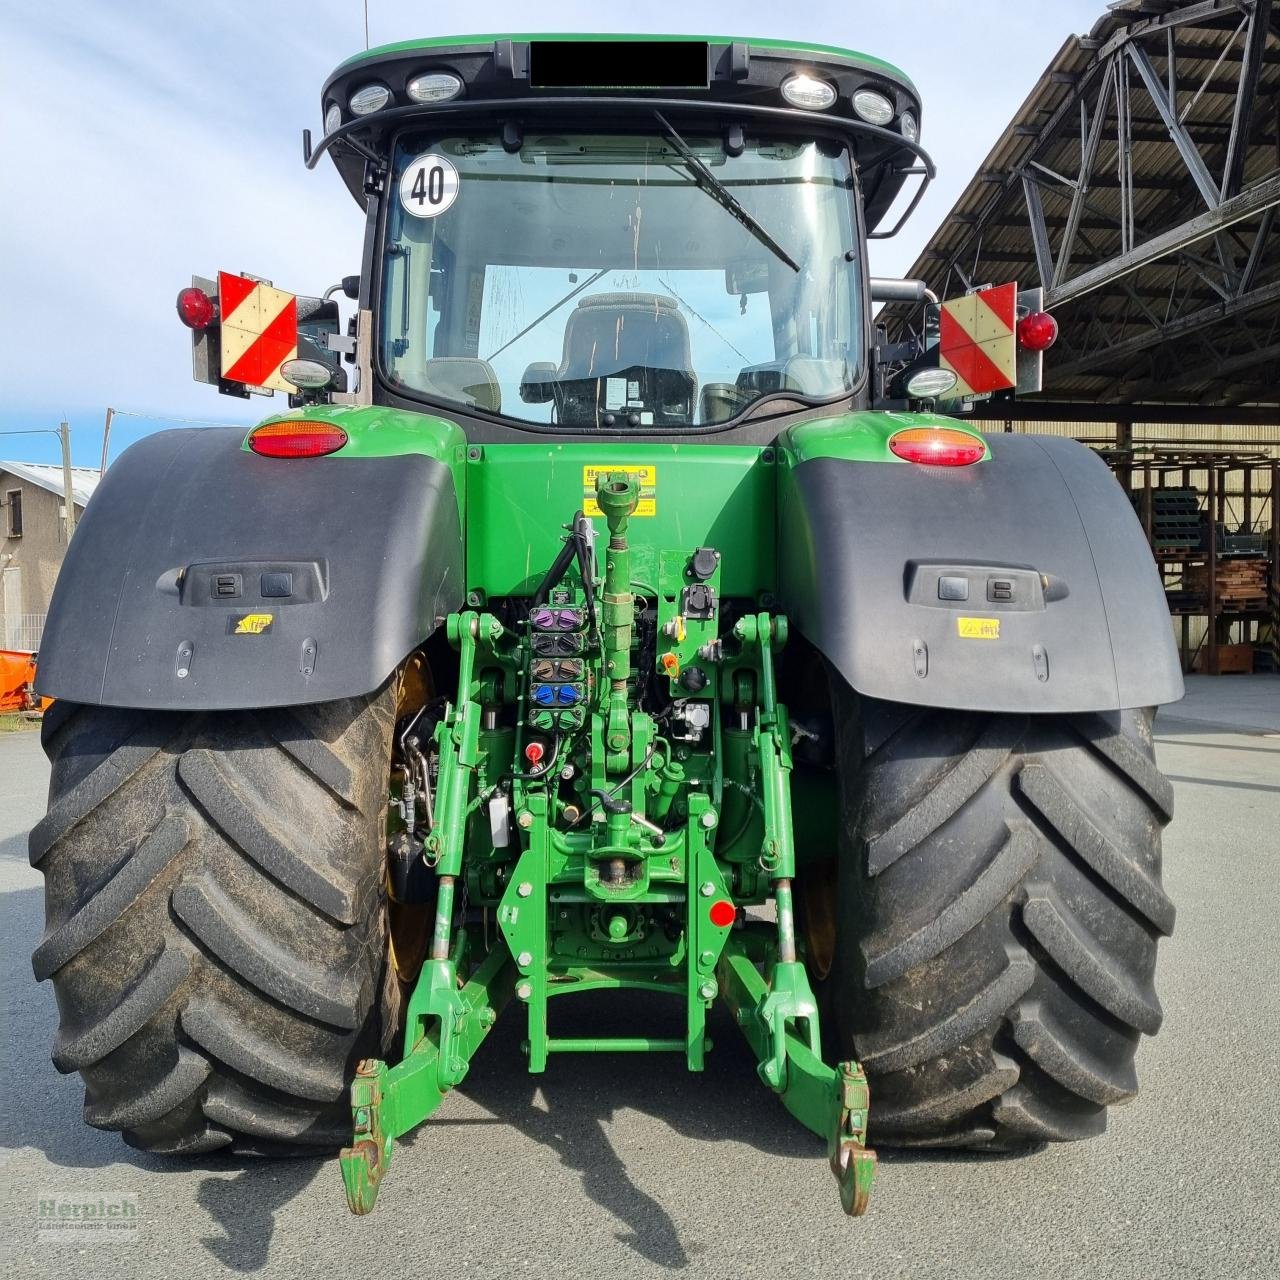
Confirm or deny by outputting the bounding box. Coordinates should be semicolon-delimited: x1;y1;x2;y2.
869;277;937;305
341;275;360;300
724;260;770;296
520;362;558;404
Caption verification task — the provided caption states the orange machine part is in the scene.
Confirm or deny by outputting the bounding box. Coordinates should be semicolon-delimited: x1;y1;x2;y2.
0;650;48;713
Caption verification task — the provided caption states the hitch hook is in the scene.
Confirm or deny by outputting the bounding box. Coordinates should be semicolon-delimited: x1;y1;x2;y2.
829;1061;877;1216
340;1059;392;1215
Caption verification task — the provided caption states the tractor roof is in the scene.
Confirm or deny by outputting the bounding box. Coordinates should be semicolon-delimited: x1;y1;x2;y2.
333;33;916;93
314;33;928;233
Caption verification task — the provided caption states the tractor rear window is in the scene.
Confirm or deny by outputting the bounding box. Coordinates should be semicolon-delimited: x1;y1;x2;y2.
380;132;863;431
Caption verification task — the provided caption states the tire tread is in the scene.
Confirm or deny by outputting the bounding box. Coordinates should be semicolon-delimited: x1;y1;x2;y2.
31;692;392;1156
828;693;1173;1150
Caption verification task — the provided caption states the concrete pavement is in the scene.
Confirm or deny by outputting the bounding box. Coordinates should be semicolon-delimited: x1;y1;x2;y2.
2;677;1278;1279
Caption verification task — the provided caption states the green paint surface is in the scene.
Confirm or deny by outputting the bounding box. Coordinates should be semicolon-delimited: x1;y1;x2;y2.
246;404;468;518
334;32;914;91
465;442;777;598
245;406;985;596
249;404;466;461
780;411;990;464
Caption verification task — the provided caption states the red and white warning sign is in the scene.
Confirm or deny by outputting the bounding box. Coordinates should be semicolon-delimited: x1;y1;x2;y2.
218;272;297;393
938;282;1017;399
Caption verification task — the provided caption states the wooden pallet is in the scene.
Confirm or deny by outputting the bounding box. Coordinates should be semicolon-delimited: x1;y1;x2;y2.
1185;561;1269;608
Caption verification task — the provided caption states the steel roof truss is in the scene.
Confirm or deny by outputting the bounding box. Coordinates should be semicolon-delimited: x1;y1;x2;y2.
1126;42;1221;210
1223;0;1274;197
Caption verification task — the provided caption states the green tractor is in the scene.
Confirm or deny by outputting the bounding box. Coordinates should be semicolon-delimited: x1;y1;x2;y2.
31;34;1181;1217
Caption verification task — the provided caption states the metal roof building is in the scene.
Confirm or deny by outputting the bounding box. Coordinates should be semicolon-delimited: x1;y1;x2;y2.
2;461;101;652
0;460;102;509
890;0;1280;420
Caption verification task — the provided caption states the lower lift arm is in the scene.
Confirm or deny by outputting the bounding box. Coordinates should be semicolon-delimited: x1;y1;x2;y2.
341;612;518;1214
342;938;515;1214
720;614;877;1216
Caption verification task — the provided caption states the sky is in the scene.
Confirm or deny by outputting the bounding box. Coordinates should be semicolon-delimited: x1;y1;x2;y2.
0;0;1103;466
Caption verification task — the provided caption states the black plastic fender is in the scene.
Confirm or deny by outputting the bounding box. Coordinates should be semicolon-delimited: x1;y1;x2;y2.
36;427;463;710
777;433;1183;713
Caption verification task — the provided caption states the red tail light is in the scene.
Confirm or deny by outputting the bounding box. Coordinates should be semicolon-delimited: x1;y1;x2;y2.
889;427;986;467
176;286;215;330
248;421;348;459
1017;310;1058;351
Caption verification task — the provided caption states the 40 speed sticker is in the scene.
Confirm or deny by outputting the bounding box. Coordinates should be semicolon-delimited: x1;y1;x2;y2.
400;153;460;218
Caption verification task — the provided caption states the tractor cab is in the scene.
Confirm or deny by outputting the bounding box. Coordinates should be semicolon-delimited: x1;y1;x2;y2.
179;36;952;428
315;36;927;434
180;35;1056;425
373;126;866;430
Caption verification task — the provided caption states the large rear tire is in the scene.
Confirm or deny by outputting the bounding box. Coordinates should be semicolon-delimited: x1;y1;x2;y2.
29;690;396;1155
826;687;1175;1149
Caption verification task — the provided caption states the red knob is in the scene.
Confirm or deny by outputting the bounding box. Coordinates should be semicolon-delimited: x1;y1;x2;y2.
709;900;736;928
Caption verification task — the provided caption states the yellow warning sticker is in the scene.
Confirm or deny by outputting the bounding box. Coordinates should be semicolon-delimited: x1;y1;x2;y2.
957;616;1000;640
232;612;275;635
582;465;657;517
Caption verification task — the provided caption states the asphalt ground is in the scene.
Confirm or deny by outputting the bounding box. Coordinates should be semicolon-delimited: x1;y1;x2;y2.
2;678;1278;1279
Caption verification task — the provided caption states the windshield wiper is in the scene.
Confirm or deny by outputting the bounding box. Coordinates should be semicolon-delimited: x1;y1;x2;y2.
654;111;800;274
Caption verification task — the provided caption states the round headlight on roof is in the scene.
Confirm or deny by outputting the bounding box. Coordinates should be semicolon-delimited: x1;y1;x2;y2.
324;102;342;135
781;73;838;111
406;71;463;104
852;88;895;126
900;110;919;143
349;83;392;116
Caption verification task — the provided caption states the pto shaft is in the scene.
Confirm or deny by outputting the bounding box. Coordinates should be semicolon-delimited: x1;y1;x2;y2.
595;473;639;774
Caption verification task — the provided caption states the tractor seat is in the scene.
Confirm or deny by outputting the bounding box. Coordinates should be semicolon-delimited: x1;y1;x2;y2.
542;293;696;426
558;293;693;382
421;358;501;414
